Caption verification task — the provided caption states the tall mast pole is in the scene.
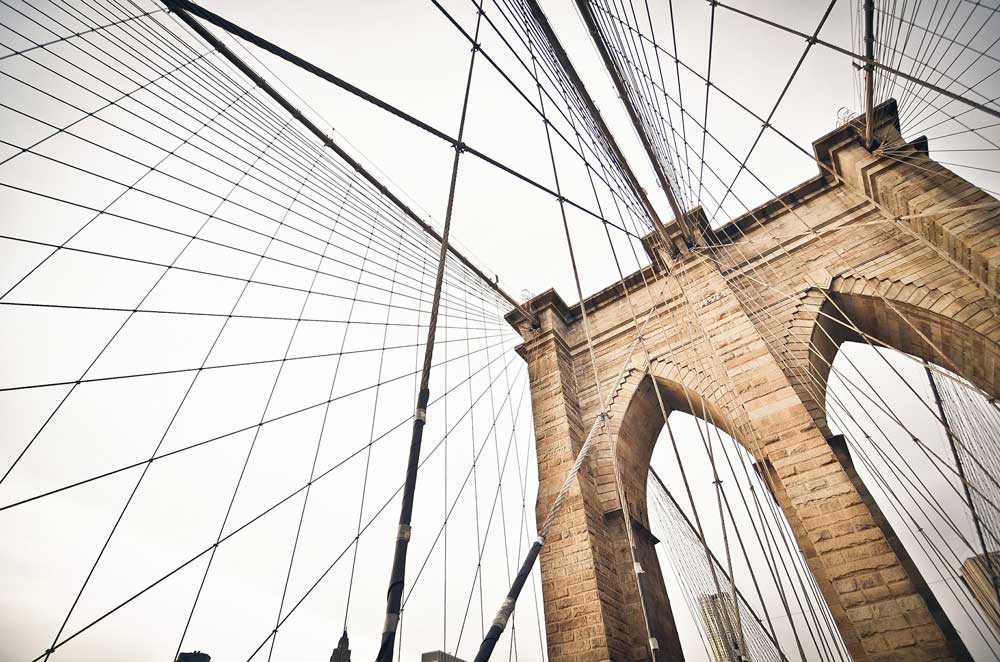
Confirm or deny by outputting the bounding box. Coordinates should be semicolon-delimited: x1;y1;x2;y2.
863;0;876;148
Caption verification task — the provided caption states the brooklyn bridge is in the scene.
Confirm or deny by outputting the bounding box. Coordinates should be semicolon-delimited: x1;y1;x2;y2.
1;0;999;661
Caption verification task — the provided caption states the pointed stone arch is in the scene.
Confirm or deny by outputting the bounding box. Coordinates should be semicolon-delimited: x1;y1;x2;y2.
506;102;994;661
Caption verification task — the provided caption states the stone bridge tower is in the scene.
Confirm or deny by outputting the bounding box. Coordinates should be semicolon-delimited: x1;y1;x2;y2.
506;102;999;661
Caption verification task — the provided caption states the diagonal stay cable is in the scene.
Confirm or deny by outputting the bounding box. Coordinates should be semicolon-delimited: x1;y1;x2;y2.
0;334;517;515
0;75;249;483
708;0;839;225
712;0;1000;120
173;143;339;656
243;349;524;662
160;0;641;241
37;111;296;662
26;337;521;662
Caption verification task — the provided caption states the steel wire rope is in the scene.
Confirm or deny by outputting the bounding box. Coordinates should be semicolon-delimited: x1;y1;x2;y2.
93;1;516;322
585;0;692;214
648;466;791;662
483;0;664;237
455;246;489;650
0;15;512;330
431;0;654;230
372;0;490;656
592;0;694;213
38;110;297;662
244;347;526;662
0;3;164;60
0;331;516;509
397;368;530;647
171;130;332;657
895;2;1000;127
53;0;521;314
29;333;523;662
710;0;1000;120
0;139;503;326
515;5;666;658
261;178;369;662
536;7;832;652
160;0;646;241
706;0;839;226
897;0;986;118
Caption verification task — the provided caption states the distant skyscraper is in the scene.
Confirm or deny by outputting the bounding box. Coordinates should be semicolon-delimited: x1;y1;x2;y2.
697;593;750;662
962;552;1000;631
330;631;351;662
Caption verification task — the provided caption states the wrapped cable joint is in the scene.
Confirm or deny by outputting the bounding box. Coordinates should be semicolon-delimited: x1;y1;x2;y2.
382;613;399;635
473;539;543;662
396;524;411;542
634;562;645;575
491;597;516;629
649;637;659;651
414;407;426;422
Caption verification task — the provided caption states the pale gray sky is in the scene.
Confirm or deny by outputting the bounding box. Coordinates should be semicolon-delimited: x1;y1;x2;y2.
1;0;998;661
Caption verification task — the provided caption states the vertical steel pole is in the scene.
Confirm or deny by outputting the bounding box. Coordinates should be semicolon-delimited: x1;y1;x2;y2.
375;4;487;660
863;0;875;149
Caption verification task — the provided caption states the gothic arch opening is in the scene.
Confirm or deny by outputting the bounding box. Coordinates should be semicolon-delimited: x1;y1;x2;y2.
808;288;1000;660
808;289;1000;435
607;372;849;661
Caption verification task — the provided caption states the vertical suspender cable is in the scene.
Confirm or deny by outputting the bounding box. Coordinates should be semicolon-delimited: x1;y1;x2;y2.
157;5;534;657
520;2;661;657
572;0;693;244
473;301;663;662
375;3;487;660
649;467;789;661
710;0;1000;121
863;0;876;148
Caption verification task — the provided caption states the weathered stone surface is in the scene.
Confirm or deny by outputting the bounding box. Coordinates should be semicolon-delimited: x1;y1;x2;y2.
507;102;993;662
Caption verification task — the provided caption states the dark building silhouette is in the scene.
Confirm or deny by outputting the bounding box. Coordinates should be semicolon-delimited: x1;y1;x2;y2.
176;653;210;662
330;630;351;662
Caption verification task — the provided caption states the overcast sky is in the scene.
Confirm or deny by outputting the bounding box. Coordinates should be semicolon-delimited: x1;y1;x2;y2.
1;0;999;661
